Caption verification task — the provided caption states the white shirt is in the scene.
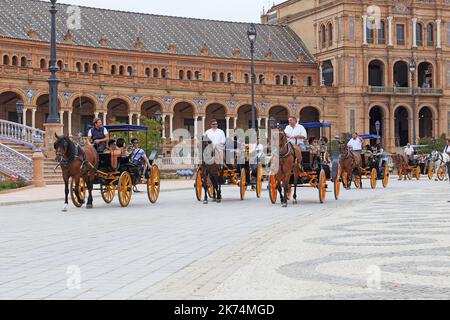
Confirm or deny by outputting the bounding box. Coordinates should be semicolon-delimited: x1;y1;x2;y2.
284;124;307;145
347;138;363;151
204;128;226;146
87;127;108;137
404;146;415;156
444;145;450;155
249;143;264;157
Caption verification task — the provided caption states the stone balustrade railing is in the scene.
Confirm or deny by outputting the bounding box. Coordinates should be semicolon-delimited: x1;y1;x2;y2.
155;157;195;170
0;142;32;182
0;119;45;148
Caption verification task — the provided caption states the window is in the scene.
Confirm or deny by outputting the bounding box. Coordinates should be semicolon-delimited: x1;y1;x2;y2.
57;60;63;70
283;75;288;85
244;73;249;84
259;74;265;84
367;24;374;44
153;68;159;78
2;55;9;65
212;72;217;81
161;69;167;78
275;75;281;85
119;65;125;75
21;57;28;67
219;72;225;82
111;65;117;75
179;70;184;80
227;73;233;82
447;23;450;47
349;16;355;41
145;67;151;77
41;59;47;69
12;56;18;66
186;70;192;80
290;76;296;85
195;71;201;80
427;23;434;47
321;25;326;49
84;63;90;73
127;66;133;76
75;62;81;72
416;23;423;46
349;57;355;85
307;76;313;86
92;63;98;73
396;24;405;45
328;23;333;47
350;110;355;133
378;21;385;44
338;17;343;41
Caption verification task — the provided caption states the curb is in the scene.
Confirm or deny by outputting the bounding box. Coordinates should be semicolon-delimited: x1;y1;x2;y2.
0;187;193;207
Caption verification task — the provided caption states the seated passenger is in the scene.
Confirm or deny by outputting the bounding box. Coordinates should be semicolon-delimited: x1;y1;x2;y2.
130;138;151;173
105;139;127;169
309;137;320;170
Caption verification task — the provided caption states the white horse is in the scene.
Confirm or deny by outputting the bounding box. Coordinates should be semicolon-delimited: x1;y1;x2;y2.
430;150;450;181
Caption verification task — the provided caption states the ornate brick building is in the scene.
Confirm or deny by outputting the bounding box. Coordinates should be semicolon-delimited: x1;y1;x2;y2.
0;0;338;156
262;0;450;150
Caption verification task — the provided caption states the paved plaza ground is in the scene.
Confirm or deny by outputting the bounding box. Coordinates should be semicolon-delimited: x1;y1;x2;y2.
0;178;448;300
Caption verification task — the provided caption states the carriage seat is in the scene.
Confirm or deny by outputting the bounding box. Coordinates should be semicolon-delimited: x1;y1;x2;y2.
98;153;113;171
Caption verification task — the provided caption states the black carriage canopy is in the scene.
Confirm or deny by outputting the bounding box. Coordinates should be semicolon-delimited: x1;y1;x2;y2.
103;125;150;157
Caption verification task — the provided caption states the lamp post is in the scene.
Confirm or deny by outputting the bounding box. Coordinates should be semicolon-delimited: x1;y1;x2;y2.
47;0;60;124
409;59;416;145
16;99;23;126
247;24;257;132
375;120;381;145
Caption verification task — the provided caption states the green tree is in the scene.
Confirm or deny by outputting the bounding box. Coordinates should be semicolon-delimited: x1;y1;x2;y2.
417;134;447;154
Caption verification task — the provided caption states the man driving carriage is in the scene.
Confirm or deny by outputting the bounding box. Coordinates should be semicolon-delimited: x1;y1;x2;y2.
88;118;110;153
204;119;226;166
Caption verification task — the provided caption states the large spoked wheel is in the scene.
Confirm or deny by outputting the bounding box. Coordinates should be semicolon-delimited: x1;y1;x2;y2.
370;168;378;189
70;177;86;208
415;166;421;180
256;163;263;198
318;169;326;204
333;163;341;200
382;162;390;188
240;168;247;200
207;176;215;198
428;163;435;180
147;165;161;204
100;182;116;204
437;166;446;181
194;169;203;201
118;172;133;207
268;174;277;204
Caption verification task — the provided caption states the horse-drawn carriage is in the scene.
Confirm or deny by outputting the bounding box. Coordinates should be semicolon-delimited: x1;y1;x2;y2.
194;137;263;203
268;122;341;205
394;153;422;181
427;150;449;181
343;134;390;189
70;125;161;208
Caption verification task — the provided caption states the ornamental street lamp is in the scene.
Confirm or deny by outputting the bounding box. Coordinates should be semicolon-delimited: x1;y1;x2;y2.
409;59;417;145
47;0;61;124
16;99;23;125
247;24;257;132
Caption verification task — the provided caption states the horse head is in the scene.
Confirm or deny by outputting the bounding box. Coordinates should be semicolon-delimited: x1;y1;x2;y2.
338;141;348;156
54;134;75;163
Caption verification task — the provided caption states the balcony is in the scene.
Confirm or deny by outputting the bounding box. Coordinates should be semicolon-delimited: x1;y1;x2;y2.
368;86;443;96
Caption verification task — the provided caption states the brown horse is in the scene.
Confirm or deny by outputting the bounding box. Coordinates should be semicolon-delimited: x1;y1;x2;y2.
338;142;362;189
272;128;301;207
391;153;408;181
54;134;98;211
200;136;222;204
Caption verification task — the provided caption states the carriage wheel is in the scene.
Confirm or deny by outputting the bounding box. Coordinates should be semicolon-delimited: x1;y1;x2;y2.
240;168;247;200
333;163;341;200
437;166;446;181
370;168;378;189
207;176;215;198
100;182;116;204
415;166;421;180
354;175;362;189
268;174;278;204
382;162;390;188
70;177;86;208
118;172;133;207
407;169;413;181
194;169;203;201
318;169;326;204
256;163;263;198
428;163;435;180
147;165;161;204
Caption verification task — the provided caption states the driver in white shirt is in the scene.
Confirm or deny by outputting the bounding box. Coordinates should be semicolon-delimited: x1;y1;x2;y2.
284;117;308;151
204;119;226;165
347;132;363;154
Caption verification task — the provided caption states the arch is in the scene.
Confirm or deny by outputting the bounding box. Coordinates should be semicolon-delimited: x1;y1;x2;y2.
31;91;65;109
12;56;18;66
145;67;151;77
127;66;133;76
67;93;100;112
0;90;27;124
83;62;90;73
236;104;260;130
106;97;132;124
57;60;63;71
140;99;163;120
212;72;217;82
173;101;195;137
2;55;9;65
137;97;164;113
320;24;326;49
153;68;159;78
111;65;117;75
194;71;201;80
268;105;291;127
368;59;385;86
282;75;288;86
394;105;410;147
0;88;27;105
40;58;47;69
275;75;281;85
393;60;408;87
20;56;28;67
92;63;98;74
327;22;333;46
119;65;125;76
244;73;249;84
169;99;198;114
300;106;321;139
219;72;225;82
161;68;167;78
227;72;233;83
369;105;386;146
179;70;184;80
205;103;227;131
186;70;192;80
71;96;96;136
418;106;433;139
258;74;265;84
418;61;433;88
75;62;82;72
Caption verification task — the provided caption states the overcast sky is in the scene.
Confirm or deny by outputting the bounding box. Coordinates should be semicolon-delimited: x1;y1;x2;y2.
47;0;284;23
